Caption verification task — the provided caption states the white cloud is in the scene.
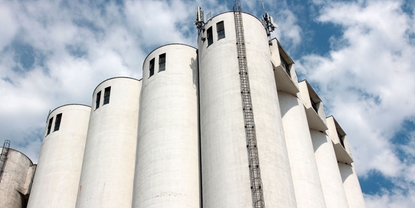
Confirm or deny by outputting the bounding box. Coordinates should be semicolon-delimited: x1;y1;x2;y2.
1;0;233;163
0;4;19;51
297;0;415;207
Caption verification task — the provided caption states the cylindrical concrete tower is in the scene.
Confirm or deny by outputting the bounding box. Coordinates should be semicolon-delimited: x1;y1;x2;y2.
339;163;366;208
311;130;349;208
198;12;296;208
76;77;141;208
0;148;35;208
28;104;91;208
297;81;349;208
133;44;200;208
279;91;327;208
326;116;365;208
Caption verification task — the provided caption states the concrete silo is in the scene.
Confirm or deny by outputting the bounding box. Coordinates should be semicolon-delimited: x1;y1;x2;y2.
326;117;366;208
27;104;91;208
76;77;141;208
198;12;296;208
271;39;326;208
0;145;36;208
298;81;349;208
133;44;200;208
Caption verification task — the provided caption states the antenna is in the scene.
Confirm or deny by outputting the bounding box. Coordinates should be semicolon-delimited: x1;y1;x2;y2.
260;0;278;37
262;13;278;36
194;6;205;30
261;0;266;13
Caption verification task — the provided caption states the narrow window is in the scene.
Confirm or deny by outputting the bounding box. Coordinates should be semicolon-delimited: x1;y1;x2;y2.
310;98;319;112
159;53;166;72
280;55;291;77
54;113;62;131
96;91;101;109
104;87;111;105
207;27;213;46
149;58;155;77
217;21;225;40
47;117;53;135
337;130;345;147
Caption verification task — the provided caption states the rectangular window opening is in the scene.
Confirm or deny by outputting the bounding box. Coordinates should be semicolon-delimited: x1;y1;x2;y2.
207;27;213;46
159;53;166;72
217;21;225;40
54;113;62;131
310;98;319;112
47;117;53;135
149;58;155;77
104;87;111;105
96;91;101;109
280;55;291;77
337;130;345;147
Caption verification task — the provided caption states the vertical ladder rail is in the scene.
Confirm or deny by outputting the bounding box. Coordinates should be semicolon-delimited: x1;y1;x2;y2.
0;140;11;182
234;10;266;208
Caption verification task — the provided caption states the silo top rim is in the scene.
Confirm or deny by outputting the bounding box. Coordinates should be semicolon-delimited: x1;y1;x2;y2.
47;104;91;120
92;76;141;95
0;147;35;165
141;43;197;71
204;11;263;25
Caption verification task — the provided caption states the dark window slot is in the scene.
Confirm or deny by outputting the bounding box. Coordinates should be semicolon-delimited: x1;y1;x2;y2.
159;53;166;72
104;87;111;105
54;113;62;131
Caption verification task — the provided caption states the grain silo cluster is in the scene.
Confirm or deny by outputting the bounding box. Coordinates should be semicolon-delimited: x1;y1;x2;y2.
0;8;365;208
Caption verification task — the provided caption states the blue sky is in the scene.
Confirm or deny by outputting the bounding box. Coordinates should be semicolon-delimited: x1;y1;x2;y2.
1;0;414;207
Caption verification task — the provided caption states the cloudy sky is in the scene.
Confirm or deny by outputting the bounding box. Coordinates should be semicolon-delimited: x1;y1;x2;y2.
1;0;414;207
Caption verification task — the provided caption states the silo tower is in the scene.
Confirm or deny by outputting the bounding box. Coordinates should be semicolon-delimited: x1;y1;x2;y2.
0;142;36;208
133;44;200;208
196;7;296;208
28;104;91;208
76;77;141;208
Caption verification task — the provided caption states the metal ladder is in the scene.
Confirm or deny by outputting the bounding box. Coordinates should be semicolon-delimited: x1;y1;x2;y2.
234;8;266;208
0;140;11;182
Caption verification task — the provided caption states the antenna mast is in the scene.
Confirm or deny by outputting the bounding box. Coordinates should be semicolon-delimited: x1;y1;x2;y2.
261;1;278;37
261;0;266;13
194;6;205;31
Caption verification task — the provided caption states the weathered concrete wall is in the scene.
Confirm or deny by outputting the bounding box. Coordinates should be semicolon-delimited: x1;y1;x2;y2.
0;148;35;208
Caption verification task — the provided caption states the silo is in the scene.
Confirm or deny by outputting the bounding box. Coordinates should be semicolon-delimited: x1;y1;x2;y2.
278;91;327;208
0;147;35;208
133;44;199;208
298;81;349;208
272;40;326;207
76;77;141;208
27;104;90;208
326;117;366;208
198;12;296;207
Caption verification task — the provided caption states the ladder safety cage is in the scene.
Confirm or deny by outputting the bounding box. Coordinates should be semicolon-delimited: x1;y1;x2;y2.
0;140;11;182
233;4;266;207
